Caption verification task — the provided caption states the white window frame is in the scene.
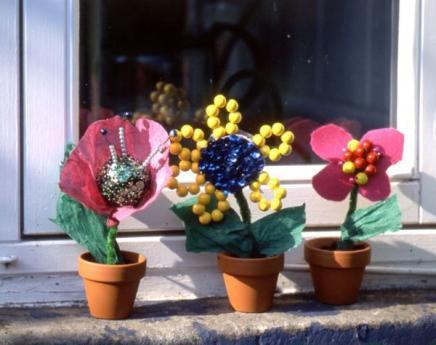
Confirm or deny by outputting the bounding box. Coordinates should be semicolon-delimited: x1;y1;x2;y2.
1;0;436;286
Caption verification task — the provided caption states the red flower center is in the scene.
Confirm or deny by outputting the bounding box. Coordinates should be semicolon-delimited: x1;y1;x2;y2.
341;139;382;185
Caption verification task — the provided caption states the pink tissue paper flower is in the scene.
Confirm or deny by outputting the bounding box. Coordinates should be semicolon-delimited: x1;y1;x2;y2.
310;124;404;202
60;116;170;222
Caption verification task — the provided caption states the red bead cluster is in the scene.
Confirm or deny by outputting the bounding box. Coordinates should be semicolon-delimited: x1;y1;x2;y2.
342;139;382;185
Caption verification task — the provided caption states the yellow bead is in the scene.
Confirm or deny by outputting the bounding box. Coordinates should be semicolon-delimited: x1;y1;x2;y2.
272;123;285;136
226;99;239;112
213;94;227;108
253;134;265;147
218;200;230;212
258;198;270;211
250;191;262;202
271;199;282;211
355;172;369;185
206;104;219;117
274;187;287;199
170;165;179;177
269;148;281;162
228;112;242;124
249;181;260;191
178;148;191;161
191;162;199;173
176;185;188;197
281;131;295;144
258;171;270;184
179;160;191;171
205;183;215;194
347;139;360;152
167;177;178;189
342;161;356;174
188;183;200;195
169;130;182;142
225;123;238;134
215;190;227;201
213;126;226;139
199;212;211;225
193;128;205;142
181;125;194;138
260;145;270;157
279;143;292;156
260;125;272;138
196;140;208;149
191;149;201;162
198;193;211;205
169;142;182;155
268;177;280;189
211;209;224;222
196;174;206;185
192;203;205;215
207;116;221;129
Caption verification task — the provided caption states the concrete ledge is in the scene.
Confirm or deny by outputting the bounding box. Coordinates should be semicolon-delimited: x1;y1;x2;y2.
1;289;436;345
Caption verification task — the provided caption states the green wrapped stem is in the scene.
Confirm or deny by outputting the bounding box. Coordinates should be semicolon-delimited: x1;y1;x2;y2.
106;226;119;264
234;189;251;224
338;185;358;250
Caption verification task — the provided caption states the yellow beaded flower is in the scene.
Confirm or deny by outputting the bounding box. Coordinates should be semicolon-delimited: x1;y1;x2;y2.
167;94;295;224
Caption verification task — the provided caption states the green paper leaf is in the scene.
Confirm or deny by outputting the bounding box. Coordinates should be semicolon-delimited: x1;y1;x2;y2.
171;196;255;257
51;144;122;264
341;195;402;242
249;204;306;257
51;192;110;263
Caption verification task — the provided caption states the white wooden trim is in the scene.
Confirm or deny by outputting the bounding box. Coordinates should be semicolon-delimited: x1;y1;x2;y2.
392;0;421;178
418;0;436;223
1;229;435;276
0;0;20;242
22;0;72;235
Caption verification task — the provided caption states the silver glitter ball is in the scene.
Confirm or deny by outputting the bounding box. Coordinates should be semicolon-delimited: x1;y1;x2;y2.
97;156;150;207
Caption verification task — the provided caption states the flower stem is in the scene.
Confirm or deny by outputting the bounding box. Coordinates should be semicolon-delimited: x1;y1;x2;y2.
234;189;251;224
106;226;119;265
338;185;358;250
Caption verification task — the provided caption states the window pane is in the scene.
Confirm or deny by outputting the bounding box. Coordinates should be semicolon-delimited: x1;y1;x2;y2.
80;0;395;164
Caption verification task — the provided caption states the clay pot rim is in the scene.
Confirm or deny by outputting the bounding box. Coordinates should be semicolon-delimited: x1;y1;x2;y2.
218;252;283;262
304;237;370;254
79;251;146;268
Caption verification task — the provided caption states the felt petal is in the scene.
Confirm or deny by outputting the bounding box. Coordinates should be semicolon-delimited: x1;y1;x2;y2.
310;124;353;162
312;163;354;201
358;157;392;201
112;119;171;221
59;151;113;215
361;128;404;164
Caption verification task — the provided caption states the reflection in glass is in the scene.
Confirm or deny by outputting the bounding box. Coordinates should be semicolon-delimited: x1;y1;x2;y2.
80;0;395;164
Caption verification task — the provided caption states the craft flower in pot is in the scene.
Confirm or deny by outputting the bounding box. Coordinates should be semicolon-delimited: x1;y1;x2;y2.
169;94;306;312
304;124;404;305
53;115;170;319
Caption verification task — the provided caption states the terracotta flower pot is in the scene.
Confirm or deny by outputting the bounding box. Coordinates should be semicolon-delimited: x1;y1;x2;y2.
78;251;146;319
217;253;284;313
304;237;371;305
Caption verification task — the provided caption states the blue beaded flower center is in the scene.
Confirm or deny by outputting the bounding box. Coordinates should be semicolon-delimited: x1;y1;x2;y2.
199;135;265;193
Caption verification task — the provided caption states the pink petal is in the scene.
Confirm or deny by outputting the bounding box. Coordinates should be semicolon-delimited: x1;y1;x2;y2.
113;118;171;221
312;163;354;201
358;158;392;201
60;151;114;215
310;124;353;162
361;128;404;165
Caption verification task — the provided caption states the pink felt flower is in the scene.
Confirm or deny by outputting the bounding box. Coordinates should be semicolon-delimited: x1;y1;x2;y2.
60;116;170;222
310;124;404;201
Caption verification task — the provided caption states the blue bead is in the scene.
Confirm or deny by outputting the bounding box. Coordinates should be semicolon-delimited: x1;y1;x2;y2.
198;134;264;193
